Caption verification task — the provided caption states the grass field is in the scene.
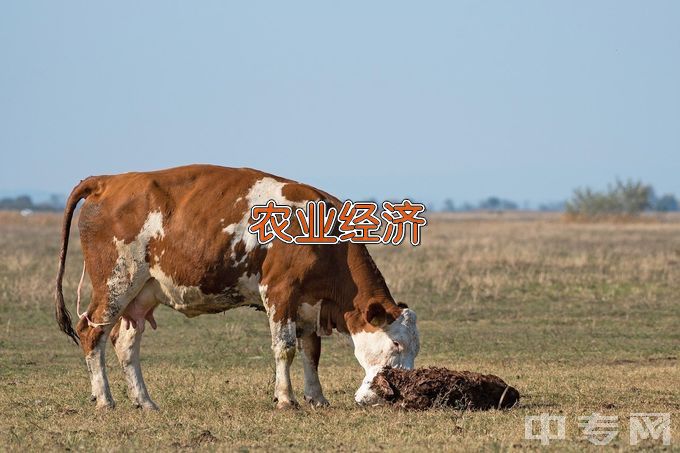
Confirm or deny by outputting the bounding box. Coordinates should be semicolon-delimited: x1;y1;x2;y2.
0;211;678;451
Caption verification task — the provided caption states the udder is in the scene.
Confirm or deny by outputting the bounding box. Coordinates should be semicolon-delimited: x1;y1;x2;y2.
121;279;161;332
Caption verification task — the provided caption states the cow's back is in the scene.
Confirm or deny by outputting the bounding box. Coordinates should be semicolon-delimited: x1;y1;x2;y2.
76;165;332;316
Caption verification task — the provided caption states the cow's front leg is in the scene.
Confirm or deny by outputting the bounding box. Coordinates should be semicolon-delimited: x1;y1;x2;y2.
298;333;329;407
268;315;298;409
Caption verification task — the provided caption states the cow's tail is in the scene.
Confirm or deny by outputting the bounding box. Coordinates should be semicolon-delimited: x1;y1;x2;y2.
55;177;101;345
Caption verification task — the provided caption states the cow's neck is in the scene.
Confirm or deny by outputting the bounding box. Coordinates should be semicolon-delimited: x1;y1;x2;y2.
320;243;395;334
346;242;393;304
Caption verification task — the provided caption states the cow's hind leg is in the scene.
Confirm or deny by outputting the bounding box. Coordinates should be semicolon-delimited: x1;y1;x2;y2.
298;333;329;407
110;280;160;410
77;273;151;409
76;206;164;409
77;294;118;409
110;320;158;410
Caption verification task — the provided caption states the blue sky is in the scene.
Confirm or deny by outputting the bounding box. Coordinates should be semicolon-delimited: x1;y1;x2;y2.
1;1;679;207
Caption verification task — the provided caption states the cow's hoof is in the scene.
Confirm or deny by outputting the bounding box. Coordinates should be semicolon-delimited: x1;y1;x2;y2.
276;400;300;410
134;400;159;411
89;395;97;403
95;400;115;410
304;395;330;407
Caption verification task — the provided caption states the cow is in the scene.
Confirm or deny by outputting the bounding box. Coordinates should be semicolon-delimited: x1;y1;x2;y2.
54;165;420;410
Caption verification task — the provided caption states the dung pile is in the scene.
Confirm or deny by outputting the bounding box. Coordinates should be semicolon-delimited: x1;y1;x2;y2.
370;367;520;410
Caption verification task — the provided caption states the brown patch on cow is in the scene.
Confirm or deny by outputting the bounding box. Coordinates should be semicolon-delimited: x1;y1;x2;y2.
317;299;344;335
76;316;106;354
371;367;520;411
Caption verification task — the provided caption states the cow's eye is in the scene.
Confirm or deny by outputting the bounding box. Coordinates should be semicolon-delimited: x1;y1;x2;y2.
392;341;400;350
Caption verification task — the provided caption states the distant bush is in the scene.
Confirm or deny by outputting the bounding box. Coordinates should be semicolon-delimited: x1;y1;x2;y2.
565;179;652;218
653;194;679;212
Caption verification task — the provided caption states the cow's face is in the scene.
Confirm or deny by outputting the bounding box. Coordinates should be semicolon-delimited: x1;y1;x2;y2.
352;303;420;405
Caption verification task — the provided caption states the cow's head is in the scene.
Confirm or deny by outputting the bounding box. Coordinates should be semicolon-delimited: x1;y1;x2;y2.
351;302;420;405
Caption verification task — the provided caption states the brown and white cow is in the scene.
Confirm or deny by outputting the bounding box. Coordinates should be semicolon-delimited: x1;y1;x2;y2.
55;165;420;409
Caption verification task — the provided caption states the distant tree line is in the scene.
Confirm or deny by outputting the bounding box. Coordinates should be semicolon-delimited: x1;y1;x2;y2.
439;179;678;215
3;182;678;217
0;194;64;212
441;197;520;212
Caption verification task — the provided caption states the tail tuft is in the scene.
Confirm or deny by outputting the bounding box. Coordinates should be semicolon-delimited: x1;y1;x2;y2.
55;288;79;345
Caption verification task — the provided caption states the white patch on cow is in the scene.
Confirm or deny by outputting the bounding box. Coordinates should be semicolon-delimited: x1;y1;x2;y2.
222;177;305;263
149;267;198;308
352;309;420;405
236;272;261;302
352;330;398;370
107;211;165;310
148;266;263;317
258;283;268;308
353;364;383;406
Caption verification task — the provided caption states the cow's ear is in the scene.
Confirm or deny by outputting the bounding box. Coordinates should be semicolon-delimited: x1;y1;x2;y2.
365;302;387;327
397;302;409;309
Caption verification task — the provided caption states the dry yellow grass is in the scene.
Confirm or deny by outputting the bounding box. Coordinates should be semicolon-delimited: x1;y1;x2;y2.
0;211;678;451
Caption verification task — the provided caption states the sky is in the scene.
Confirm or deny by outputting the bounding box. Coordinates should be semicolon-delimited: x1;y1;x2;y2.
1;1;679;208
